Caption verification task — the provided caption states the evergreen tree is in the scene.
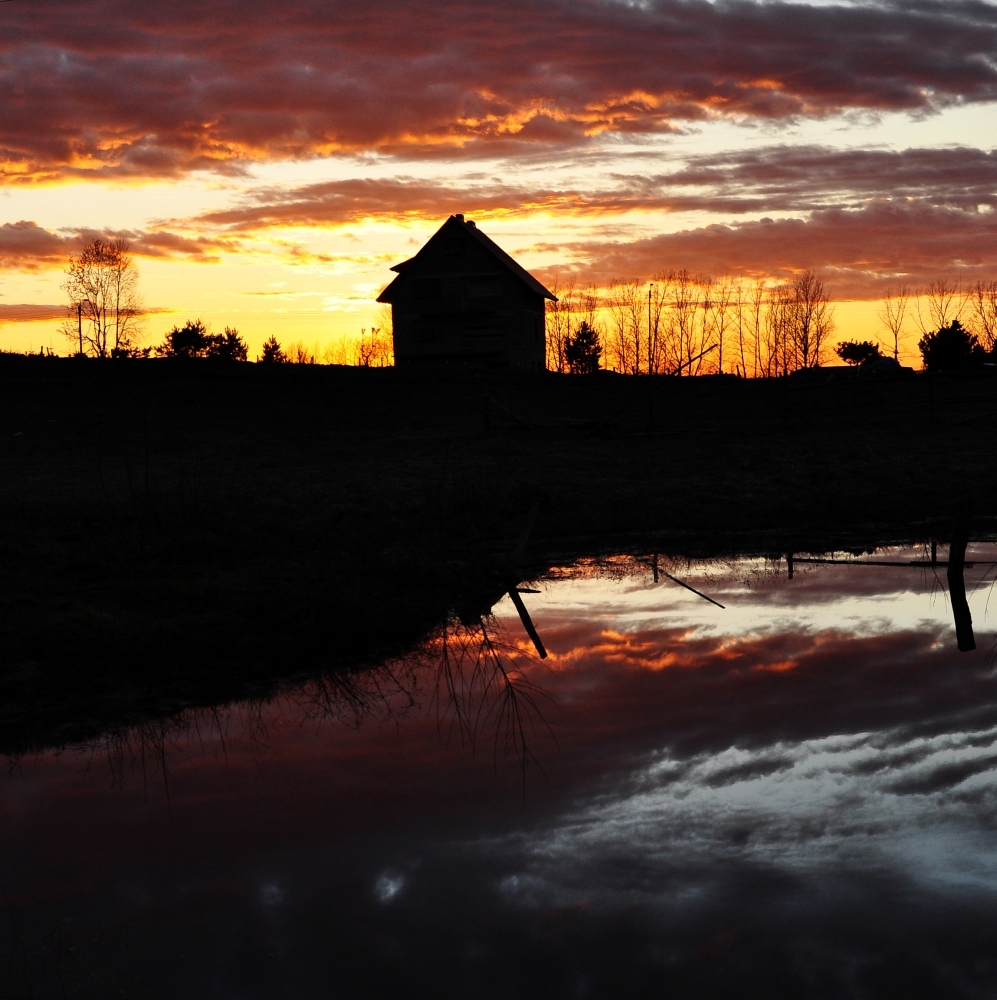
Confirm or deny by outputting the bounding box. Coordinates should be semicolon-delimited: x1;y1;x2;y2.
565;320;602;374
918;320;985;372
158;319;210;358
156;320;248;360
206;327;248;361
258;335;288;364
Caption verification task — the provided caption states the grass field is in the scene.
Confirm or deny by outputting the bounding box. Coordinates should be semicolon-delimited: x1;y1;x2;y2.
2;357;995;752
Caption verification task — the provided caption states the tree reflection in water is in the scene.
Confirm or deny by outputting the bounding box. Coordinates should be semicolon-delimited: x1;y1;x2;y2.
66;612;554;797
40;537;997;795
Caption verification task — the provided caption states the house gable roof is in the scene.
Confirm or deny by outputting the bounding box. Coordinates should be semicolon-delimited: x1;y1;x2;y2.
376;216;556;303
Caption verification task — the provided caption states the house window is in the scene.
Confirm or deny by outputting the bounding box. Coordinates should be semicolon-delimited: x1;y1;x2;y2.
444;239;466;258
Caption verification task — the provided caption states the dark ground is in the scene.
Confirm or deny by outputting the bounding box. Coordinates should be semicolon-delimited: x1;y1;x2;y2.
1;356;994;752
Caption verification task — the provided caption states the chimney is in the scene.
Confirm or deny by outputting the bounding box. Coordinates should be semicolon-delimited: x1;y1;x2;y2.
467;220;476;228
455;213;464;222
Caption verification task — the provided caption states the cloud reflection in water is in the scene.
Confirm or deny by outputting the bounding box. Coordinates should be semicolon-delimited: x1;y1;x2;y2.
4;546;997;997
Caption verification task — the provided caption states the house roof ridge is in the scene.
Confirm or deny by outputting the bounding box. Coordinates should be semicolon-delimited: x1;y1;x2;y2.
380;216;556;301
459;218;556;300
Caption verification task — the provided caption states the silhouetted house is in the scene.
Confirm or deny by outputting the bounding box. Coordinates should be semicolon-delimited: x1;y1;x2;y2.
377;215;555;370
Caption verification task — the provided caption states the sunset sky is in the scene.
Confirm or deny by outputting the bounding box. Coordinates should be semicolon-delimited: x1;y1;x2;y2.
2;0;996;360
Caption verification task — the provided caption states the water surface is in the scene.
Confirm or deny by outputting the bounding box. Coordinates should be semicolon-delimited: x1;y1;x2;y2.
5;546;997;998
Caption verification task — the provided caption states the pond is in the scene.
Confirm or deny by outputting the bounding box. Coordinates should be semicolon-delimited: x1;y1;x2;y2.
5;543;997;998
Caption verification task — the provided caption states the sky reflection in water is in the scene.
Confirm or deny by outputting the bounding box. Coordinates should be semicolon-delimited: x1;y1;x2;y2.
5;546;997;998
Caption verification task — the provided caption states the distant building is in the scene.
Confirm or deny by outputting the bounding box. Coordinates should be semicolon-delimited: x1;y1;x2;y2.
376;215;556;370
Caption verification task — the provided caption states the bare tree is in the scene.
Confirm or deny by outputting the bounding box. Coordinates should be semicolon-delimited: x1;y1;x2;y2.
669;270;701;375
355;327;393;366
750;281;767;377
764;285;792;376
62;238;142;357
606;278;644;374
647;274;671;374
967;279;997;352
744;271;835;374
576;285;602;336
287;342;318;364
784;270;834;369
708;276;736;373
732;280;747;376
685;274;724;376
732;279;762;377
588;266;836;378
692;275;717;375
916;278;965;334
879;285;910;361
375;303;393;351
327;327;394;366
545;276;575;373
735;280;769;378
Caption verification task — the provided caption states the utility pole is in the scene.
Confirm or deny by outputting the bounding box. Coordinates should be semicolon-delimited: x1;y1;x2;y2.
77;302;82;356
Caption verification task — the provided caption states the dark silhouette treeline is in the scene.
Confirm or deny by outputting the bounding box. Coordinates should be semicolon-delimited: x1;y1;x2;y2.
10;316;995;373
549;274;997;375
46;237;997;373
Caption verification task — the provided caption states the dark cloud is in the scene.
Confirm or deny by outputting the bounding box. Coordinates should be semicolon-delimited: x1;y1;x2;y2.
552;200;997;298
658;145;997;213
701;754;796;787
164;145;997;297
0;220;70;268
189;178;577;231
2;1;997;179
845;744;938;776
0;303;68;323
0;301;171;322
187;146;997;231
0;220;231;270
885;753;997;795
116;229;233;259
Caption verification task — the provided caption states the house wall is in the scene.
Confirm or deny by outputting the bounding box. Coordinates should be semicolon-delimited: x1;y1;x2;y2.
389;228;546;371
